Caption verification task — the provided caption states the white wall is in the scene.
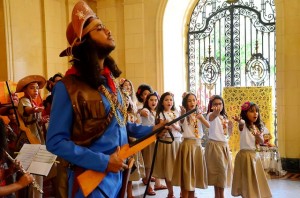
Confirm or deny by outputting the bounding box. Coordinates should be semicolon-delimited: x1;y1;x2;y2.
163;0;191;107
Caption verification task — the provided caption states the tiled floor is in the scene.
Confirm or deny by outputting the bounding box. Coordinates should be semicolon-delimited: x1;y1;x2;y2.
130;177;300;198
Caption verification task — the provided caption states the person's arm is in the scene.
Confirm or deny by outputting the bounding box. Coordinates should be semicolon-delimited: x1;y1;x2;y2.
254;128;264;144
179;106;186;124
171;121;181;131
226;120;233;135
0;173;33;196
139;108;149;118
208;106;221;121
24;106;44;115
18;98;44;115
126;122;153;139
126;120;169;139
197;113;210;128
256;132;264;144
232;115;244;131
46;82;109;172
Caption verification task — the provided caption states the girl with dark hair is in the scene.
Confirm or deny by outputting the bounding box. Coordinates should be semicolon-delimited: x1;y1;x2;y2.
205;95;233;198
139;92;167;195
172;92;209;198
153;92;182;198
119;78;138;114
231;101;272;198
135;84;153;110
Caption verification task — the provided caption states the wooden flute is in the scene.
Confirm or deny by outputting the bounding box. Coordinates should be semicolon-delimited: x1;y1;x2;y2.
4;151;44;194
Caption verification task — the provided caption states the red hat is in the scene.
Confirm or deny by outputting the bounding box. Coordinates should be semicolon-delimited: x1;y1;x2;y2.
72;0;96;41
66;22;77;46
59;23;77;57
59;0;102;57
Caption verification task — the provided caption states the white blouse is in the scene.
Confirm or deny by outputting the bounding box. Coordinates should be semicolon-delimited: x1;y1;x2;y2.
140;108;155;126
240;125;268;150
180;117;204;139
207;112;229;142
158;110;182;138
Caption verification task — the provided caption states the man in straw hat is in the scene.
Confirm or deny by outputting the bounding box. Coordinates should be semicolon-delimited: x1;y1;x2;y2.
46;1;169;197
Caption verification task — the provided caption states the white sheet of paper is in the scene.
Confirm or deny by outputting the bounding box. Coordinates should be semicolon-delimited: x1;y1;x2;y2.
16;144;57;176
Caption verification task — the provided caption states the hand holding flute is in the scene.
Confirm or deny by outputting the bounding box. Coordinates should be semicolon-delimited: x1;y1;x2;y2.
0;172;33;196
4;151;44;194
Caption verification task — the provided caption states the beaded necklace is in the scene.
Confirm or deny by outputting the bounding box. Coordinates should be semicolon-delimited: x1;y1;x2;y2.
249;124;261;136
166;111;176;120
190;113;200;138
218;115;228;135
249;124;262;149
99;77;127;127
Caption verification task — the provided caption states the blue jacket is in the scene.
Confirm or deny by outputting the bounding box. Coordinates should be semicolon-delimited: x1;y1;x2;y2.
46;81;152;198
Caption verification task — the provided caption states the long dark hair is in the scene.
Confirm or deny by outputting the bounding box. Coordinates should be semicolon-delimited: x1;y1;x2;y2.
143;92;159;112
155;92;176;123
71;36;104;89
240;103;264;131
182;92;197;124
71;38;122;89
136;84;153;103
182;92;197;110
103;55;122;78
206;95;228;118
70;18;121;89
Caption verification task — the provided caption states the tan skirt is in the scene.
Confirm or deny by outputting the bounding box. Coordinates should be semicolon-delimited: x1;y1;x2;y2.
231;150;272;198
141;142;155;169
172;139;208;191
129;151;145;181
153;137;181;181
205;139;232;188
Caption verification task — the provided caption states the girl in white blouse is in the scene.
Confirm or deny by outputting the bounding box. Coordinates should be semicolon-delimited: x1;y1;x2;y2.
205;95;233;198
172;92;209;198
231;101;272;198
153;92;181;198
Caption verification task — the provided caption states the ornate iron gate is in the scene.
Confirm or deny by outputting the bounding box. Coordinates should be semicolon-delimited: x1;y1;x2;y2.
187;0;276;112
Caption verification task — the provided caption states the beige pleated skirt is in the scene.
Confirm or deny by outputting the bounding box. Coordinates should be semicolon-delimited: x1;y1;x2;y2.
141;142;155;169
205;139;232;188
153;137;181;181
231;149;272;198
129;151;145;181
172;138;208;191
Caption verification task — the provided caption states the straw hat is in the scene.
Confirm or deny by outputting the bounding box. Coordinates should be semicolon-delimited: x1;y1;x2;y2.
16;75;46;93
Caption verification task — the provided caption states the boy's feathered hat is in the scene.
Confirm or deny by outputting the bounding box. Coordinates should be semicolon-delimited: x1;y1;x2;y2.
16;75;46;93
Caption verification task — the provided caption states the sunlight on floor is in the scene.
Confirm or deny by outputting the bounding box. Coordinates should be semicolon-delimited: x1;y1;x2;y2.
131;178;300;198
